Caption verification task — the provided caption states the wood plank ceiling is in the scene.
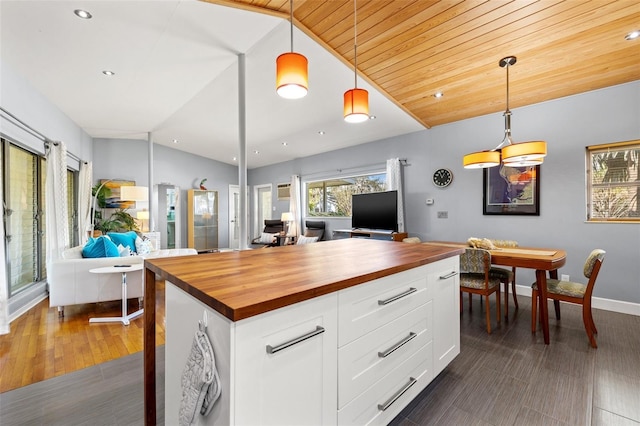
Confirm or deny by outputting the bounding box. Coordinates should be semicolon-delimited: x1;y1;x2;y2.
206;0;640;128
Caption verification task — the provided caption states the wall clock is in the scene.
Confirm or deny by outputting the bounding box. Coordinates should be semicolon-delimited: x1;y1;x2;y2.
432;168;453;188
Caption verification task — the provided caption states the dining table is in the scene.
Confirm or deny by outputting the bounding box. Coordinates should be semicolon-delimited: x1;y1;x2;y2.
425;241;567;345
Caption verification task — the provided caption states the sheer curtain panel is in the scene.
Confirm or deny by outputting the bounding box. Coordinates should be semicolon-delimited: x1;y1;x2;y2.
386;158;405;232
288;175;301;239
1;184;9;335
45;142;69;263
78;161;92;244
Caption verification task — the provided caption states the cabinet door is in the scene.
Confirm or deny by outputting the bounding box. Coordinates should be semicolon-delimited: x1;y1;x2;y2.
233;293;338;426
188;189;218;250
429;256;460;375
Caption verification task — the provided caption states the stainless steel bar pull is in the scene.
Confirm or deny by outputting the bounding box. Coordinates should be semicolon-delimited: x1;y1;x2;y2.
266;325;325;354
378;377;418;411
439;271;457;279
378;287;417;305
378;332;417;358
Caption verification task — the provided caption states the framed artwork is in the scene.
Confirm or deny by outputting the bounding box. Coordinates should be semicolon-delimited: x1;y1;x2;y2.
101;179;135;208
483;165;540;215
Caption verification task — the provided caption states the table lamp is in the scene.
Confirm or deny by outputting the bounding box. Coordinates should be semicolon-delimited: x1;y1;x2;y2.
136;210;149;232
281;212;293;236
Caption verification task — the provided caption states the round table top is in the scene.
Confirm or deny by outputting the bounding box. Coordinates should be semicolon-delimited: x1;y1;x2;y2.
89;264;143;274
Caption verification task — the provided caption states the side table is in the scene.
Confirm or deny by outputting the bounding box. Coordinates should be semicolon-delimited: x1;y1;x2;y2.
88;264;144;325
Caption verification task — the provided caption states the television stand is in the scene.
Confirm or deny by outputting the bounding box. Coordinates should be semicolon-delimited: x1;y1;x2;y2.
334;229;408;242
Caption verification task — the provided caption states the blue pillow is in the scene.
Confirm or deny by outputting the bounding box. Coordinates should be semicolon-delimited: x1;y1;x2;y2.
82;236;120;258
107;231;138;253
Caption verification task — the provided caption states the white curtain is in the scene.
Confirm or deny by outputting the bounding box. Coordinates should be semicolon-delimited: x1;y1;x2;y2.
78;161;93;245
45;141;69;263
288;175;301;238
386;158;405;232
0;185;9;335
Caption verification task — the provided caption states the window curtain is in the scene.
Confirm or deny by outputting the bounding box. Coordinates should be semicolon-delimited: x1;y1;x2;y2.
386;158;405;232
288;175;301;239
45;141;69;263
0;187;9;335
78;161;92;245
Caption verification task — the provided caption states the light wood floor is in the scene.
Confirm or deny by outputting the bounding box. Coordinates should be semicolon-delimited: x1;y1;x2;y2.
0;279;167;394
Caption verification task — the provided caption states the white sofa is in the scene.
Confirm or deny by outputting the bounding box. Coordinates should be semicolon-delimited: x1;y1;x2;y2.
48;245;197;316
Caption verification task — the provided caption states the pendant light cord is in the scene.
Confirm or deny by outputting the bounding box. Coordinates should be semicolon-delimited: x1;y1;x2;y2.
494;57;516;150
289;0;294;52
353;0;358;88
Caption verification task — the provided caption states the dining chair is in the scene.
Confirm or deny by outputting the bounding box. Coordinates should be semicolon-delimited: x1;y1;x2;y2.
459;248;501;334
488;239;519;319
531;249;605;348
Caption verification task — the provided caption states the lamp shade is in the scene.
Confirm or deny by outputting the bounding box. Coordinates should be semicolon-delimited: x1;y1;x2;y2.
501;141;547;167
281;212;293;222
462;151;501;169
344;88;369;123
276;52;308;99
120;185;148;201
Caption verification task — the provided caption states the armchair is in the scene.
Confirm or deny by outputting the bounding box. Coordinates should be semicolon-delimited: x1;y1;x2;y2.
251;219;284;247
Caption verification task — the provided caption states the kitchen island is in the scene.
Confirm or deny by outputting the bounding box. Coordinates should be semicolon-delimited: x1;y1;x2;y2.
143;238;463;425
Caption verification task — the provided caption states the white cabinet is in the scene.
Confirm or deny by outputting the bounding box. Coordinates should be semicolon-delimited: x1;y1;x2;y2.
164;256;459;426
233;293;338;425
429;256;460;375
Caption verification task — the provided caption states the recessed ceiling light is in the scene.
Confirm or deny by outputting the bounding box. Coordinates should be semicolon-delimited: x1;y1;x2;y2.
318;131;325;135
254;150;260;154
172;139;178;144
625;30;640;40
434;92;444;98
102;70;115;76
369;115;377;120
282;142;288;146
233;157;237;161
74;9;92;19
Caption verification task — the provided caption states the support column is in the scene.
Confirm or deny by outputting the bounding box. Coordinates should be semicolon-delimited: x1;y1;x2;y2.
147;132;155;232
238;53;248;249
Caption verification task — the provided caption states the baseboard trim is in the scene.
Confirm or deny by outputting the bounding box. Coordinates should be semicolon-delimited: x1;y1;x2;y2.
9;293;48;323
514;284;640;317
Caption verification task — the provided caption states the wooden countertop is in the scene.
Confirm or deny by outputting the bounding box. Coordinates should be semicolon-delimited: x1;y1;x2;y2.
144;238;463;321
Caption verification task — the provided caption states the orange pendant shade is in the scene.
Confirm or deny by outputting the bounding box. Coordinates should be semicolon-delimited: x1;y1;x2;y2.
462;151;501;169
276;52;308;99
343;88;369;123
501;141;547;167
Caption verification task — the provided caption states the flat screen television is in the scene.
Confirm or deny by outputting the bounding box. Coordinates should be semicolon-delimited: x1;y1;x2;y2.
351;190;398;232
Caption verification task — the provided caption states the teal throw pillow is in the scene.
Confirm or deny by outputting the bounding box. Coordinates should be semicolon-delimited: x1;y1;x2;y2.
82;236;120;258
107;231;138;254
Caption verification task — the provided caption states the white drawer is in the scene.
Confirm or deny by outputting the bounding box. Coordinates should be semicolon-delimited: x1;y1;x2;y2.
338;302;432;408
337;341;433;426
338;265;429;347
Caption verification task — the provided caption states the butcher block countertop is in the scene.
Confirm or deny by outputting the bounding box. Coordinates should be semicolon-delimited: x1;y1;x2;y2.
144;238;463;322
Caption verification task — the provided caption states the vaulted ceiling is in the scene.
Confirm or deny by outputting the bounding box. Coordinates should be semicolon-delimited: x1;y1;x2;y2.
220;0;640;128
1;1;638;168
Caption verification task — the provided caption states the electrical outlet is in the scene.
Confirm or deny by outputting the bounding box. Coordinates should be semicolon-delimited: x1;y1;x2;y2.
437;211;448;219
561;274;570;281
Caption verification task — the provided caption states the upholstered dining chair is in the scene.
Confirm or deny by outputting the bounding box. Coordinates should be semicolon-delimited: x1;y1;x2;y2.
531;249;605;348
488;239;519;319
459;248;502;334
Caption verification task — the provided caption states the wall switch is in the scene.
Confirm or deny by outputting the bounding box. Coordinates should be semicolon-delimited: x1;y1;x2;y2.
437;211;448;219
426;198;434;205
561;274;570;281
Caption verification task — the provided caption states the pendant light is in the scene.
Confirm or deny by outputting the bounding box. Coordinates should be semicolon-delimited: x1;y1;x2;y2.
343;0;369;123
463;56;547;168
276;0;308;99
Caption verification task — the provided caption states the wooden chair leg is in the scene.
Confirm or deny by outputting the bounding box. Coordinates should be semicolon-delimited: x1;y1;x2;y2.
531;288;538;333
583;305;598;348
503;282;509;320
585;297;598;335
485;295;492;334
511;281;519;309
468;293;473;312
553;299;561;320
496;288;501;324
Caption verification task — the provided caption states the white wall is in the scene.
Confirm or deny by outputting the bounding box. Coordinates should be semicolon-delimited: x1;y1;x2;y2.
249;81;640;305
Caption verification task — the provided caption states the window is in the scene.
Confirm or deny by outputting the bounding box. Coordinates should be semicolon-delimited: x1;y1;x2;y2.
587;140;639;221
2;139;47;296
306;172;386;217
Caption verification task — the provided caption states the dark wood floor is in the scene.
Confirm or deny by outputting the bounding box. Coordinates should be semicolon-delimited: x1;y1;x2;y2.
1;293;639;425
